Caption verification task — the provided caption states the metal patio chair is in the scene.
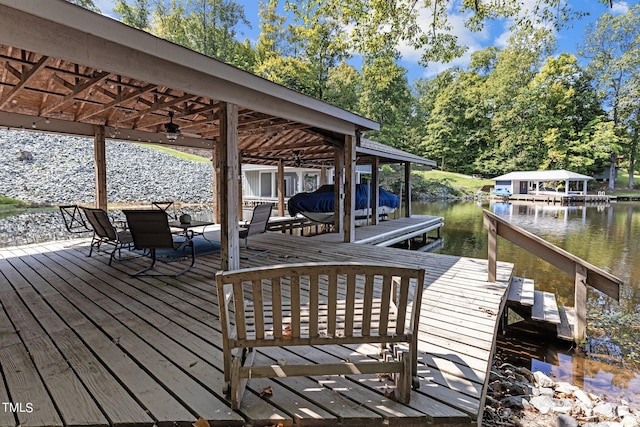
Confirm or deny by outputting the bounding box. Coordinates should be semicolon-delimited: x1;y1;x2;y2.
81;207;134;265
123;209;195;277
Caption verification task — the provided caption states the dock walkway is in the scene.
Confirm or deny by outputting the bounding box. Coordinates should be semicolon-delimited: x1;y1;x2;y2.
310;215;444;246
0;232;512;427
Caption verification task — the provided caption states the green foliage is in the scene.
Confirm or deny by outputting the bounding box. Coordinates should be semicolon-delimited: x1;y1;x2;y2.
65;0;100;12
581;4;640;188
114;0;150;29
0;195;30;212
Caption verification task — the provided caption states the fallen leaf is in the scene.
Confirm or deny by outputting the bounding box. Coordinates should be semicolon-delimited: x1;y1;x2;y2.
192;417;210;427
260;386;273;397
384;389;398;402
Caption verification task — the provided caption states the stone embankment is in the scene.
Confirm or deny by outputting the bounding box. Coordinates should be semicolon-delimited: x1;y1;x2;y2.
485;360;639;426
0;129;214;247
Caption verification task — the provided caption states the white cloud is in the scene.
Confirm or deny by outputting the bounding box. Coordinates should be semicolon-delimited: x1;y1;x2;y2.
398;4;492;78
610;1;630;15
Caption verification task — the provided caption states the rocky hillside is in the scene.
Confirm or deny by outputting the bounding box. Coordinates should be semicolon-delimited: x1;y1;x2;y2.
0;128;214;205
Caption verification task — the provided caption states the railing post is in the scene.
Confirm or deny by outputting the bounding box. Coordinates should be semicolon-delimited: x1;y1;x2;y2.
484;213;497;282
574;264;588;342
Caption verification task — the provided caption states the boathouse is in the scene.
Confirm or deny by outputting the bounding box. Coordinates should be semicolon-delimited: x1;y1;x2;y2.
492;169;592;196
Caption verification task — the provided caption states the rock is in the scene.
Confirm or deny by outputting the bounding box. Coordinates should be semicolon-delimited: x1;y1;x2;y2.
622;415;639;427
533;371;555;388
594;402;617;418
539;387;555;397
501;396;524;408
555;382;578;395
530;395;557;415
618;406;631;418
574;389;594;408
557;414;579;427
516;366;535;383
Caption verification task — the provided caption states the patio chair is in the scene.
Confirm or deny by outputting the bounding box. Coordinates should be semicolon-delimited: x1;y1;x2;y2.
59;204;91;234
81;207;134;265
239;203;272;256
152;200;177;220
217;262;425;409
123;209;195;277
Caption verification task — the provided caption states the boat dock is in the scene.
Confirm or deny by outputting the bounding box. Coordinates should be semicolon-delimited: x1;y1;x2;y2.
504;193;611;205
0;229;513;427
310;215;444;247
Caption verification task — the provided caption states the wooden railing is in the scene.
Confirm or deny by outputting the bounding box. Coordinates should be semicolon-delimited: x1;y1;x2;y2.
483;210;622;341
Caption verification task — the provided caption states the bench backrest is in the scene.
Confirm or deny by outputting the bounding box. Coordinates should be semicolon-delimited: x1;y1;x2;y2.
216;262;425;348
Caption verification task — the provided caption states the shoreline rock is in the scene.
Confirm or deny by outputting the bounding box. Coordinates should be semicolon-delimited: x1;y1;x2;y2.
484;358;639;426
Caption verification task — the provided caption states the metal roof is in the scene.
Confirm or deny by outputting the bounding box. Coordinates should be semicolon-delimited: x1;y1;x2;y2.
493;170;593;181
357;138;436;166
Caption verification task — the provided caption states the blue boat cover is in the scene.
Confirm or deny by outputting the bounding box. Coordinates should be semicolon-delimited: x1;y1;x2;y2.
288;184;399;216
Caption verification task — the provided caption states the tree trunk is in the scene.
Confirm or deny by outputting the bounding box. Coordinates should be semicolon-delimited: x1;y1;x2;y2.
629;155;635;189
608;153;616;191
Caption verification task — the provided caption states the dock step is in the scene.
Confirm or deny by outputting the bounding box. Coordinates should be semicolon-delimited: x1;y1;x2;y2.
556;306;576;341
531;291;561;325
508;277;534;306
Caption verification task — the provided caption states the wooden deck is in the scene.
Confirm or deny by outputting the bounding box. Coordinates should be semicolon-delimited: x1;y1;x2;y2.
0;232;513;427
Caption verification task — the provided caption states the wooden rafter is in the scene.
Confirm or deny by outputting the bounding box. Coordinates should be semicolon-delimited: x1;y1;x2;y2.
0;54;48;109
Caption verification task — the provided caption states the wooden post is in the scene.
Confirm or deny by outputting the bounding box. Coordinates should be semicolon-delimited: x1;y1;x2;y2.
217;102;240;271
238;158;243;222
320;167;327;185
344;134;356;243
484;214;497;282
212;145;220;223
277;159;285;217
93;125;107;210
403;162;411;217
334;145;345;235
574;264;588;342
371;156;379;225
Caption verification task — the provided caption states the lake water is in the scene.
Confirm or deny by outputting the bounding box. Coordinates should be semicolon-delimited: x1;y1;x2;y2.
412;200;640;405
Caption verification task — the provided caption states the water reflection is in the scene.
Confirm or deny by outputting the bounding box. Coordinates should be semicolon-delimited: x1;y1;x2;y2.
413;200;640;406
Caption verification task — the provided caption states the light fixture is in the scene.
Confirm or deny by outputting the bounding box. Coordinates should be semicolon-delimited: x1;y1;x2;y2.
164;111;180;141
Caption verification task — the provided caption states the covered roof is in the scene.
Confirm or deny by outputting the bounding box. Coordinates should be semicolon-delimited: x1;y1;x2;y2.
0;0;379;168
357;138;436;167
493;170;592;182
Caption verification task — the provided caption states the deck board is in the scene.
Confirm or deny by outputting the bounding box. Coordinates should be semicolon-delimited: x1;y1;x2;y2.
0;228;513;427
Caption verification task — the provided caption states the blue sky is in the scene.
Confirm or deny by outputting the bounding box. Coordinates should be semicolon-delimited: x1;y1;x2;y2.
94;0;637;82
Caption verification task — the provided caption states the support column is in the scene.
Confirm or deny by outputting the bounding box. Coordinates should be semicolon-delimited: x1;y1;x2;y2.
575;264;588;342
93;126;107;210
212;146;220;223
238;159;243;222
371;156;379;225
344;134;356;243
277;159;285;216
320;167;327;185
333;145;345;235
403;162;412;217
216;102;240;271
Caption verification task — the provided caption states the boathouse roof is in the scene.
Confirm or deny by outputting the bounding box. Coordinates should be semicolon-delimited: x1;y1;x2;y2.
493;170;592;182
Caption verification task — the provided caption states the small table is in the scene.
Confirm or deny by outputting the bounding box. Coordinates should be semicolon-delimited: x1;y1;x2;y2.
168;220;215;239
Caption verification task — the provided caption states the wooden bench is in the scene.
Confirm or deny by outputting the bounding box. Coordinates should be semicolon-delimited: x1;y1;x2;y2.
216;261;426;409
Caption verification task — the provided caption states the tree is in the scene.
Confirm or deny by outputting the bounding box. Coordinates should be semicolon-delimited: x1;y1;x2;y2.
150;0;251;68
65;0;100;12
114;0;150;30
581;4;640;189
530;54;605;172
358;54;413;151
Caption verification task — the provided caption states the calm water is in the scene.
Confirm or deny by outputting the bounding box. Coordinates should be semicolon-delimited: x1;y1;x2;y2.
412;200;640;405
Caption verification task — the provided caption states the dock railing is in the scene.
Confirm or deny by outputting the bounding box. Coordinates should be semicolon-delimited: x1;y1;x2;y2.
483;209;622;341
